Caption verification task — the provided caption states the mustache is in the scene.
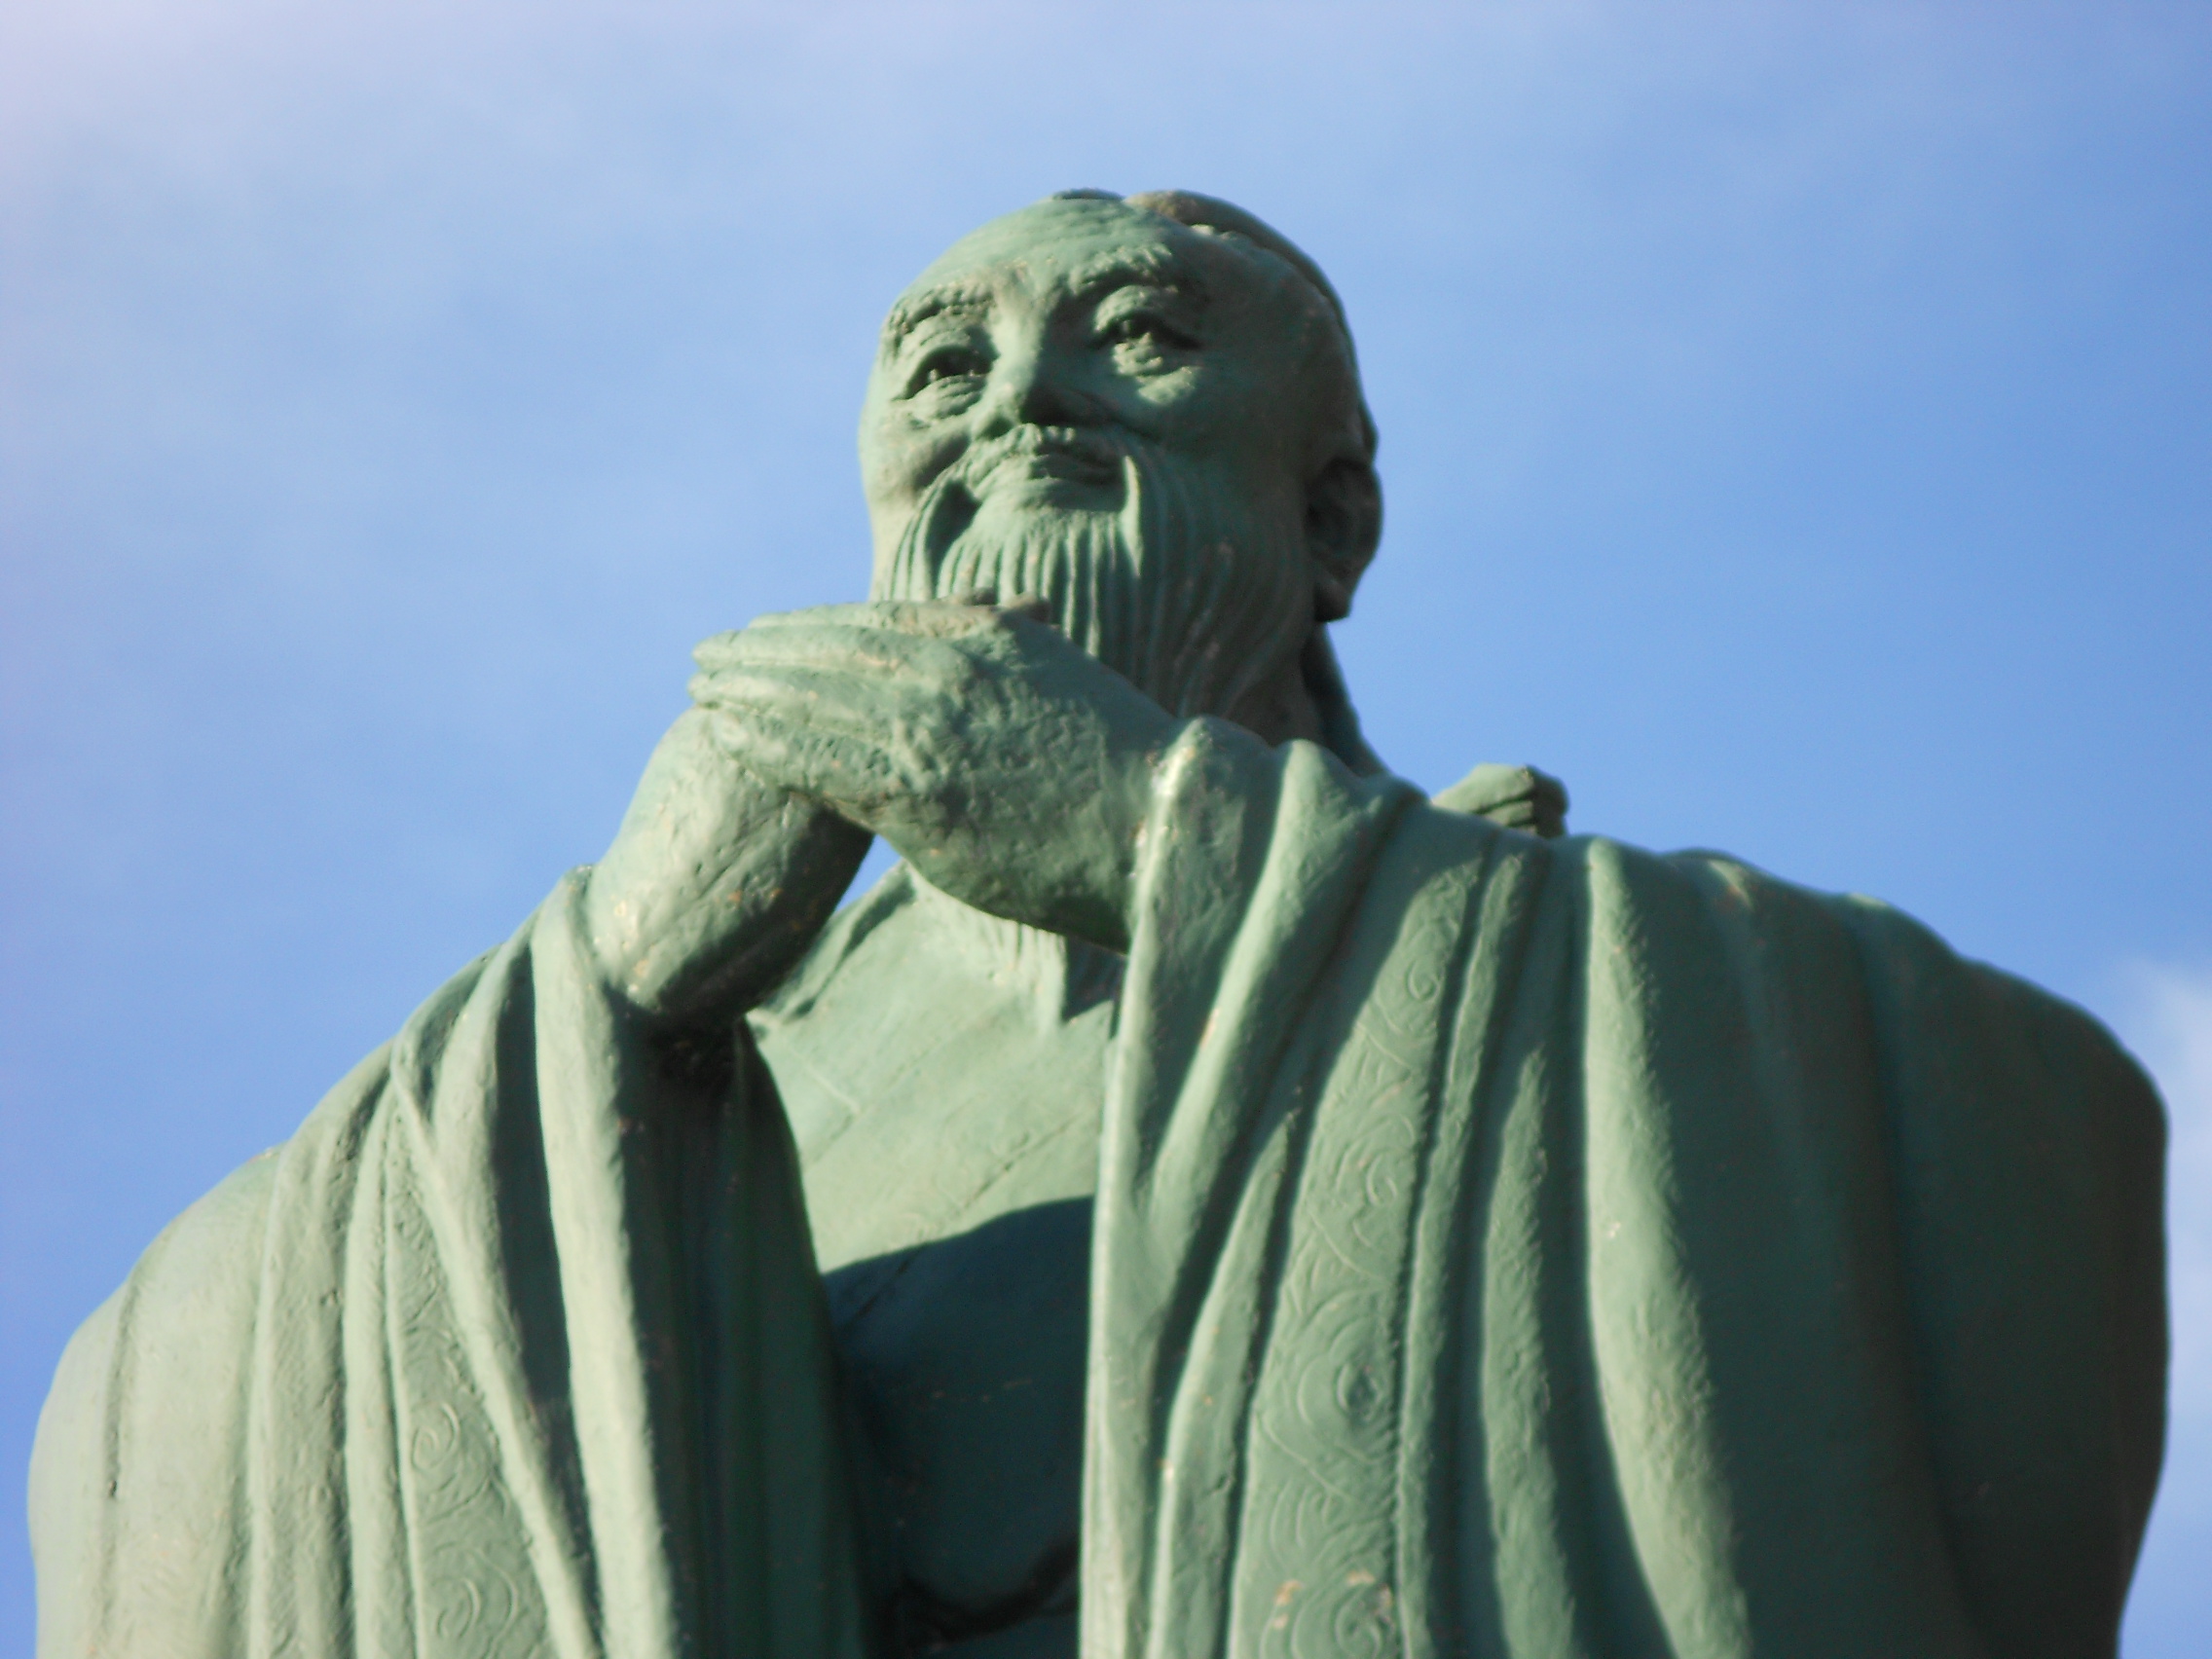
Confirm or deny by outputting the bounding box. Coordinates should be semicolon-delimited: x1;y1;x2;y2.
952;423;1131;485
897;425;1150;580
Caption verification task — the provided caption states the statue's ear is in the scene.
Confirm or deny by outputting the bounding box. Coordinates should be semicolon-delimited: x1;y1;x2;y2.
1305;457;1382;622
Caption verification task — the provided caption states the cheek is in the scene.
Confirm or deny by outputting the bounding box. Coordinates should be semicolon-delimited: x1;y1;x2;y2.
863;417;970;507
1159;370;1309;484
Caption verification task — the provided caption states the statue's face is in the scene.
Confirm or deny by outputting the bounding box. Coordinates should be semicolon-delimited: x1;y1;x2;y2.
858;198;1344;579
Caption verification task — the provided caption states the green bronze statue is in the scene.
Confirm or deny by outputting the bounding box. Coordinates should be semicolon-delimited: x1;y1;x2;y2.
30;190;2166;1659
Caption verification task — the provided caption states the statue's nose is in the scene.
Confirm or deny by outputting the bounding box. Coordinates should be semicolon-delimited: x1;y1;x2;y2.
979;343;1102;434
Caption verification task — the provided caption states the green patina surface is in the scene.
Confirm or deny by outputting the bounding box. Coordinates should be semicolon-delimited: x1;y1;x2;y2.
32;193;2165;1659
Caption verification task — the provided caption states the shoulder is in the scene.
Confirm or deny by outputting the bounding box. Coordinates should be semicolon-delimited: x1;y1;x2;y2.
50;1147;281;1396
37;1145;280;1434
30;1147;283;1649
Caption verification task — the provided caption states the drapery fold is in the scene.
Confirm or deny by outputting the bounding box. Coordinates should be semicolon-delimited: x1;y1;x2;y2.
1086;719;2165;1659
33;876;870;1659
36;727;2164;1659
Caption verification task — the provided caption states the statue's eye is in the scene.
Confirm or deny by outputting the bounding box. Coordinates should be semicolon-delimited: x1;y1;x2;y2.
909;348;987;394
1104;314;1197;355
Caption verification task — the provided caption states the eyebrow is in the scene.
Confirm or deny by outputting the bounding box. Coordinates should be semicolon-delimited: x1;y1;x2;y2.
1065;245;1201;304
879;247;1209;358
879;280;994;357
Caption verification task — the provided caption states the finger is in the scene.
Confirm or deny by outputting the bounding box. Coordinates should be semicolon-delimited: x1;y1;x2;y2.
996;593;1052;624
696;600;1010;670
693;620;1002;692
694;623;929;682
688;662;937;745
693;627;745;666
899;598;1039;639
740;601;897;633
693;606;891;671
937;589;1049;628
753;599;997;638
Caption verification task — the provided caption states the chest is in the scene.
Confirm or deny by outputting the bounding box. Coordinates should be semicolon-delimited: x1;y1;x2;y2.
749;882;1117;1652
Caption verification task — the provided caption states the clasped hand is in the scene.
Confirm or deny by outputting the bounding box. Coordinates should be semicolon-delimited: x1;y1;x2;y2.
690;600;1179;954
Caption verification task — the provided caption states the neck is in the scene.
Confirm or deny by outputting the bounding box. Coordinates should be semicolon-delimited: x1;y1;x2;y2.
1218;644;1328;747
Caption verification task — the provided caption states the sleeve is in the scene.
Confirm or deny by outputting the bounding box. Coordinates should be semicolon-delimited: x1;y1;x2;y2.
1835;893;2167;1657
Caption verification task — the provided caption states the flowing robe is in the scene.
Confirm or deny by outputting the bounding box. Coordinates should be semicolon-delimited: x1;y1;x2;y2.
31;719;2165;1658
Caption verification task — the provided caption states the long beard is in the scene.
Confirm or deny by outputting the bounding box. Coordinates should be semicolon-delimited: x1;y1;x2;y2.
873;435;1312;721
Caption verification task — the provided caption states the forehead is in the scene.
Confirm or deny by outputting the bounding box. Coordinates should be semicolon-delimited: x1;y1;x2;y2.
881;202;1251;346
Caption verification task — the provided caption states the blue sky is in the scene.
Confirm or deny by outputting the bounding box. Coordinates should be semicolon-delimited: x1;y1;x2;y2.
2;1;2206;1650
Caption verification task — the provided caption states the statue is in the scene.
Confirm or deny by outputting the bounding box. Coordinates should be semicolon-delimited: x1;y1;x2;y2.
29;190;2167;1659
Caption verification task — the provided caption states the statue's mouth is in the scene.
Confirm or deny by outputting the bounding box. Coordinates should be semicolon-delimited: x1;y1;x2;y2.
906;424;1138;583
970;425;1124;497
